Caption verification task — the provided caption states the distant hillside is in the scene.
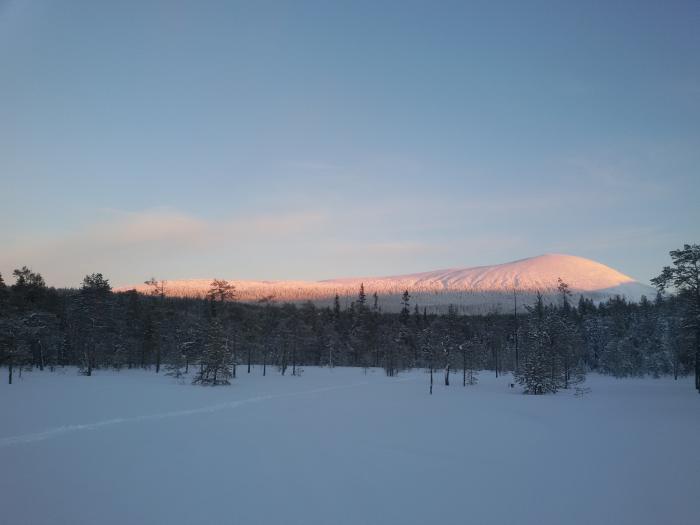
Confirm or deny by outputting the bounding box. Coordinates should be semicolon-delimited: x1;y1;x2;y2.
116;254;656;313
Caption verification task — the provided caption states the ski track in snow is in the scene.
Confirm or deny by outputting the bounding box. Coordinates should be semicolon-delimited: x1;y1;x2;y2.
0;379;405;448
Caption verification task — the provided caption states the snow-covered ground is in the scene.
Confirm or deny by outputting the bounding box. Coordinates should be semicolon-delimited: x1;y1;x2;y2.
1;367;698;525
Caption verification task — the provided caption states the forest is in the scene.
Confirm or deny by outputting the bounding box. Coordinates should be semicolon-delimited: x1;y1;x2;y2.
1;244;699;394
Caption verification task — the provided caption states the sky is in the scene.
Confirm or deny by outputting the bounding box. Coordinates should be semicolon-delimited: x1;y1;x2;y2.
1;0;699;288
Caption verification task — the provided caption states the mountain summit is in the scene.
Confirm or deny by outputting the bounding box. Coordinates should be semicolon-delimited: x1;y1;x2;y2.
118;254;655;313
330;253;646;294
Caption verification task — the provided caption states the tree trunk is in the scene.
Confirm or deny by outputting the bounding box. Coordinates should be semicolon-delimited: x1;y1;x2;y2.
292;342;296;376
429;360;433;395
462;349;466;387
494;345;499;378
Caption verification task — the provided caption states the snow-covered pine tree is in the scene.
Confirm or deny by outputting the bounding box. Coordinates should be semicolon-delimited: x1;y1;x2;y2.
399;290;411;325
333;294;341;321
517;325;556;394
657;299;687;380
418;326;436;393
581;315;605;370
22;311;60;372
368;292;382;367
322;323;341;368
165;329;191;380
382;321;402;377
436;305;460;386
515;292;558;394
193;317;232;385
652;244;700;393
74;273;115;376
0;316;31;384
357;283;367;308
459;337;480;386
547;309;584;389
349;285;370;367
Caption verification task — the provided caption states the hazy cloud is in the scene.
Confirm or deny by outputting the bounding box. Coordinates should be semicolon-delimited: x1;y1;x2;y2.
0;208;328;287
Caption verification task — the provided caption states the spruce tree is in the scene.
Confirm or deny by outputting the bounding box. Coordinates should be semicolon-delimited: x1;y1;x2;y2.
357;283;367;308
333;294;341;320
0;317;30;384
515;293;555;394
193;317;232;385
399;290;411;325
74;273;114;376
652;244;700;393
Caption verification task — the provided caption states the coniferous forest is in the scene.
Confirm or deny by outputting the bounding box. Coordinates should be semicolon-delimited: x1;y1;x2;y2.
1;244;699;394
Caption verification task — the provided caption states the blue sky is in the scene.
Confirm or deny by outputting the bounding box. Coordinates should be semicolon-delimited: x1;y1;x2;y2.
1;0;699;287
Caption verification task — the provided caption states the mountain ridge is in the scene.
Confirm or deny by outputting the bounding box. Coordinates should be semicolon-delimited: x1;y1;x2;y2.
116;254;655;313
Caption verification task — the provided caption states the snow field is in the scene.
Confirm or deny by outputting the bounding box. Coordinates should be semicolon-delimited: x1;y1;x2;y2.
0;367;698;525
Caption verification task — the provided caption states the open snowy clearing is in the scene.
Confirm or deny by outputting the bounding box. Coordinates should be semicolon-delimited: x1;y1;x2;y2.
1;368;698;525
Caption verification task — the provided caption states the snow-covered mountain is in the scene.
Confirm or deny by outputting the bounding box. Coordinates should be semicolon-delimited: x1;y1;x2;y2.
117;254;656;313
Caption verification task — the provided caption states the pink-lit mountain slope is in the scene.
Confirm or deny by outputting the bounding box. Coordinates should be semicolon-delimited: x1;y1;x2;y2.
117;254;655;313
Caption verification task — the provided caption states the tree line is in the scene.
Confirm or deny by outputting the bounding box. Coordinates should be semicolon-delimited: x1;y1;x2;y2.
1;244;698;394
